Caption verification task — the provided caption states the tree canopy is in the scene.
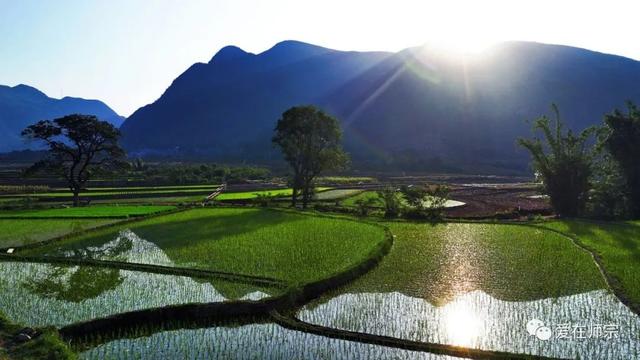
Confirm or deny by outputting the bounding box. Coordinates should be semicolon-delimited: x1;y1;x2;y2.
600;102;640;217
518;105;597;217
272;105;348;208
22;114;127;206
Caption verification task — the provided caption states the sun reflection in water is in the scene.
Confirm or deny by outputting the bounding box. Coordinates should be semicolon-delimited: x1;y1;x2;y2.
443;299;484;347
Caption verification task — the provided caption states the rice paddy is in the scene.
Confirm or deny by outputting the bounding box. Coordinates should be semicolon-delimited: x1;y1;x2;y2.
80;322;459;360
539;220;640;305
325;222;606;304
0;205;175;218
2;195;639;359
298;290;640;359
25;208;387;284
0;261;270;327
214;187;332;201
0;218;118;248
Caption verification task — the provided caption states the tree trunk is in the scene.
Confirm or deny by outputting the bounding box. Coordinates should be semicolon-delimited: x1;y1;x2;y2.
72;189;80;207
291;186;298;207
302;183;309;209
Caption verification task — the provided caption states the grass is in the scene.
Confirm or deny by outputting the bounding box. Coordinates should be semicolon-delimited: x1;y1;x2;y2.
538;220;640;306
0;187;218;199
314;189;364;201
341;191;380;207
323;222;606;305
0;205;175;219
215;187;331;201
0;311;75;360
0;219;118;248
316;176;377;184
27;208;386;285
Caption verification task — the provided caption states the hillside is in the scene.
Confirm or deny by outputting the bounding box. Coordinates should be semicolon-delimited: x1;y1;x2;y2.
120;41;640;173
0;84;124;152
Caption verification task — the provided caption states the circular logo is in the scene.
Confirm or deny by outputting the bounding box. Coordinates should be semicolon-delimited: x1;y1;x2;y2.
526;318;545;336
535;326;552;341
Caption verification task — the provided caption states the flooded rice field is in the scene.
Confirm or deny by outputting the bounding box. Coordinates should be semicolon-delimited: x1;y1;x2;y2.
299;290;640;359
0;261;269;327
53;229;179;267
80;322;464;360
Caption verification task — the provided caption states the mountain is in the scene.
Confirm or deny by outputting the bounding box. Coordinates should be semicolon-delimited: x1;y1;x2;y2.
0;84;124;152
121;40;640;173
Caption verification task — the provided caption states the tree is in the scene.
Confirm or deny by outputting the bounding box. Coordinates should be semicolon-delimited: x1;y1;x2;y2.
600;102;640;217
272;106;349;208
517;105;596;217
22;114;127;206
376;186;403;218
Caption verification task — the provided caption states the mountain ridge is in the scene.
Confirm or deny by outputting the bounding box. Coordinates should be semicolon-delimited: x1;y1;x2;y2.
0;84;124;152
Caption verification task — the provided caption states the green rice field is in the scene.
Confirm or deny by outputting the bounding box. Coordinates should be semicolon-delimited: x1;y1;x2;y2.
0;219;118;248
0;205;175;218
25;208;386;284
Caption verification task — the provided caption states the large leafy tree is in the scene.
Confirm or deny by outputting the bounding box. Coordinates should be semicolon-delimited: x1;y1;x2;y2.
273;105;349;208
600;102;640;217
22;114;127;206
518;105;597;217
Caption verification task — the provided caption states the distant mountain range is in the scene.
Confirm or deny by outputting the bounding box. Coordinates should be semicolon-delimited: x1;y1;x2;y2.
3;41;639;173
120;40;640;173
0;84;123;152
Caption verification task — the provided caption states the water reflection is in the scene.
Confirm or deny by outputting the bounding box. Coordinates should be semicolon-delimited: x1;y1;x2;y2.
59;229;175;266
0;261;268;327
299;290;640;359
81;323;464;360
24;265;123;303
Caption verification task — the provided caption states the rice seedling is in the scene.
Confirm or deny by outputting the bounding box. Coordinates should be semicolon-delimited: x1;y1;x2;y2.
0;205;175;219
28;208;386;284
325;222;606;304
539;220;640;305
0;219;118;248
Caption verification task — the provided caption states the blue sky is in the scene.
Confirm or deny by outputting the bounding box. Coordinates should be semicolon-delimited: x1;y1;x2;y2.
1;0;638;116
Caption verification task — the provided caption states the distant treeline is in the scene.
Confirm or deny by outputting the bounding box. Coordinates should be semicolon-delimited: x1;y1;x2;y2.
129;159;271;185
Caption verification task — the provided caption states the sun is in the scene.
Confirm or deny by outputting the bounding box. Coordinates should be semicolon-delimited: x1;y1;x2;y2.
429;32;497;57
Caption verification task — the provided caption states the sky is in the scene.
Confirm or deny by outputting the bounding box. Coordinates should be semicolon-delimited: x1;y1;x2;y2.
1;0;639;117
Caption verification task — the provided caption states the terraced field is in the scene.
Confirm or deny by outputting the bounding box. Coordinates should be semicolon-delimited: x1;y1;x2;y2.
1;204;639;360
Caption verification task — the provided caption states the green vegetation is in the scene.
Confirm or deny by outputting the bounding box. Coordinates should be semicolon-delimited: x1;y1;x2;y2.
0;185;50;195
28;208;386;284
600;102;640;217
0;205;175;218
215;187;331;201
341;191;382;208
316;176;376;184
518;105;596;217
312;189;363;201
131;162;270;185
324;222;605;305
0;311;75;360
22;115;127;207
1;187;218;199
539;220;640;305
0;219;117;248
273;105;349;208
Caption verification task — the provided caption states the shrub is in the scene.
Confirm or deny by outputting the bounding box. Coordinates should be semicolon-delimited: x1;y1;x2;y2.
376;187;402;218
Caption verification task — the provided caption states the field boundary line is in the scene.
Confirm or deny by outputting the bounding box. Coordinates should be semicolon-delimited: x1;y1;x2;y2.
0;206;189;252
524;223;640;317
270;310;567;360
0;254;287;288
